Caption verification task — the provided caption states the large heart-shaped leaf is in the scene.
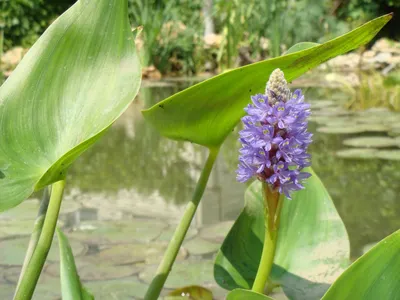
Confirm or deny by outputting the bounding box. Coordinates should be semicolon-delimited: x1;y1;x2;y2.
142;14;391;148
214;168;350;299
57;228;94;300
0;0;141;211
227;289;274;300
322;229;400;300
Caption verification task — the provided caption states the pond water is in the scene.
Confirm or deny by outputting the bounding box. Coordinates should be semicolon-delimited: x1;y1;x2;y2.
1;79;400;299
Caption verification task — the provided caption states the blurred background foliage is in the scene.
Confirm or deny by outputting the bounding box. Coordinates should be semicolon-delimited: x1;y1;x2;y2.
0;0;399;75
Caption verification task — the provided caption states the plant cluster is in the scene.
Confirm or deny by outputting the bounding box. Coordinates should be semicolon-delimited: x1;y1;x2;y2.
4;0;398;76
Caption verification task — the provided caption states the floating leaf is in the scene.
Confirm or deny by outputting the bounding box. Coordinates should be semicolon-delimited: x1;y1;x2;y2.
0;199;40;221
140;260;214;289
0;0;141;212
322;230;400;299
57;229;94;300
214;168;350;299
308;100;336;109
85;278;148;300
46;259;140;281
0;236;86;265
69;219;167;244
336;148;376;159
157;226;198;242
375;150;400;161
317;127;369;134
227;289;274;300
199;221;234;243
184;237;220;256
168;285;213;300
4;267;61;299
343;137;398;148
92;243;187;265
142;15;391;148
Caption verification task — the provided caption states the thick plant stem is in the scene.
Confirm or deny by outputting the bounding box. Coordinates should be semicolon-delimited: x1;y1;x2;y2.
144;148;219;300
252;185;284;294
14;180;66;300
15;188;51;292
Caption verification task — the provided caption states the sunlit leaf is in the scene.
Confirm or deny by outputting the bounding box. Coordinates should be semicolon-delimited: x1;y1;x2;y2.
142;15;391;148
214;168;350;299
227;289;274;300
322;229;400;300
284;42;320;55
167;285;213;300
57;228;94;300
0;0;141;211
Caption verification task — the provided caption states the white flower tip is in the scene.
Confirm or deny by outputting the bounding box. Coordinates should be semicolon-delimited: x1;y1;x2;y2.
266;68;290;104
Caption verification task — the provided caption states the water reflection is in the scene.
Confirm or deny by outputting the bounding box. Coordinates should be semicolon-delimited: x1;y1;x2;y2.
66;81;400;258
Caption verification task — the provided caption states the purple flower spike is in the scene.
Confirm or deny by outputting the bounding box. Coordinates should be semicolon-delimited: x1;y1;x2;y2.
236;69;312;199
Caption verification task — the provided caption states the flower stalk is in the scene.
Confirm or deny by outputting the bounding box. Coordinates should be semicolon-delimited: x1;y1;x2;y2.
252;183;283;294
144;148;219;300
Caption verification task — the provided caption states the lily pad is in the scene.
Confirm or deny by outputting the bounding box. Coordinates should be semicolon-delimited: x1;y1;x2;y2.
0;284;15;300
46;260;137;281
375;150;400;161
317;127;369;134
308;100;336;109
199;221;234;243
0;236;86;265
93;243;187;265
168;285;213;300
157;226;198;242
4;267;60;299
309;116;335;124
324;119;358;127
69;219;167;244
184;237;220;256
139;260;214;289
388;127;400;137
60;200;82;214
336;148;376;159
343;137;398;148
0;219;36;236
0;199;40;221
85;277;148;300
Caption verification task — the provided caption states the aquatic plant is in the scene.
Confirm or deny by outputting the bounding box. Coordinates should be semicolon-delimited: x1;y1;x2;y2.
0;3;398;300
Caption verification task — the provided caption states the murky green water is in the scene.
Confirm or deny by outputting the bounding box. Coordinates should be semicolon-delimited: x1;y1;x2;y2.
1;79;400;299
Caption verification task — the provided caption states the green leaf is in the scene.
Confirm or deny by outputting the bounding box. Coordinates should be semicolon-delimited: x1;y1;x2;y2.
284;42;320;55
0;0;141;211
227;289;274;300
142;14;391;148
167;285;213;300
57;228;94;300
322;229;400;300
214;168;350;299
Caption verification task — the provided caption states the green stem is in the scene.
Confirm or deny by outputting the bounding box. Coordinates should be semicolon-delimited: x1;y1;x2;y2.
14;180;66;300
15;188;51;292
252;190;284;294
144;148;219;300
0;24;4;81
